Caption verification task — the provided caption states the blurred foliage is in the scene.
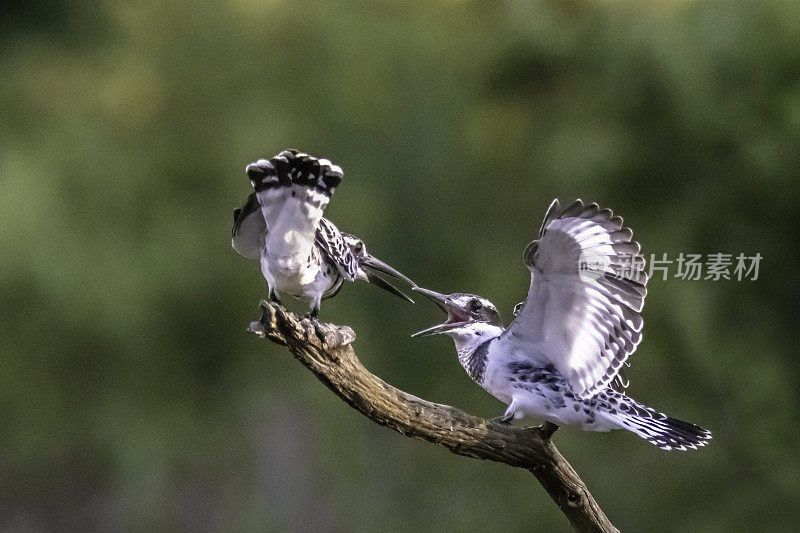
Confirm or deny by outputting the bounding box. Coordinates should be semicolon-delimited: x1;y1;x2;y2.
1;0;799;530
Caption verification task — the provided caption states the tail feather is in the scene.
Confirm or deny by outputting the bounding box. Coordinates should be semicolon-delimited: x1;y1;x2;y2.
247;150;343;262
600;394;712;451
247;149;343;197
623;415;710;451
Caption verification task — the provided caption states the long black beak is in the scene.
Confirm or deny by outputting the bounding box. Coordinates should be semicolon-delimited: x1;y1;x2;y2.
410;287;457;337
360;255;416;285
360;255;415;304
411;286;448;312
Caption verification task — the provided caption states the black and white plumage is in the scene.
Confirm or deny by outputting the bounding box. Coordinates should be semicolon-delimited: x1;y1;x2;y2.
232;149;415;316
512;198;647;399
412;199;711;451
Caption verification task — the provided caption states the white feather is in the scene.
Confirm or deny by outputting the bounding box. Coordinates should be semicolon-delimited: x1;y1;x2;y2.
496;199;648;399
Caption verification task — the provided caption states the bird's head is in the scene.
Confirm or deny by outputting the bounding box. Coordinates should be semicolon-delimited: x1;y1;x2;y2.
411;288;503;341
341;233;416;302
342;233;414;284
342;234;369;260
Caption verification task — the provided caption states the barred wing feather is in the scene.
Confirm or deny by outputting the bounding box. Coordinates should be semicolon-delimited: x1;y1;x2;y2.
315;218;359;281
499;199;648;399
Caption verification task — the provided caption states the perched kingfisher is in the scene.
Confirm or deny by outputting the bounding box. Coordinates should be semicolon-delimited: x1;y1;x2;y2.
232;149;415;317
412;199;711;451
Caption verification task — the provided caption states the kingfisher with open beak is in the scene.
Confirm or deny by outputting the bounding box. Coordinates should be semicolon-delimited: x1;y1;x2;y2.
232;149;415;317
412;199;711;451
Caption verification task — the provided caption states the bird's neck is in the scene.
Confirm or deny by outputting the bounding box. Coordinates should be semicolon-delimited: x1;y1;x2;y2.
449;323;504;353
447;324;504;384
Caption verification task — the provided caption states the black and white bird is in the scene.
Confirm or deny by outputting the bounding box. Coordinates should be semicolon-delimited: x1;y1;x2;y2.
232;149;415;317
412;199;711;451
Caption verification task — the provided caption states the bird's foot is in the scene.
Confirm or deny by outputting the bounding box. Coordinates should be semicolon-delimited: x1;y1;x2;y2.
250;299;356;348
490;413;515;425
268;290;281;305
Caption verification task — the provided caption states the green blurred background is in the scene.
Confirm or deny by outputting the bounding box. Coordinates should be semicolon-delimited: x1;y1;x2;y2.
2;0;799;531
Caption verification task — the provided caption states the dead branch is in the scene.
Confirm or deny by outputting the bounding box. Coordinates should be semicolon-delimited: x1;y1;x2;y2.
248;301;618;532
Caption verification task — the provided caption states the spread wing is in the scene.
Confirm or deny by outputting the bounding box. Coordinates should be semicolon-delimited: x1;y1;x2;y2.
315;218;358;281
231;192;266;260
499;199;648;399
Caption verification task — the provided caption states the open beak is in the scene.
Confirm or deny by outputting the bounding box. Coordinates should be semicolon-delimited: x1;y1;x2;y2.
410;287;470;337
360;255;415;304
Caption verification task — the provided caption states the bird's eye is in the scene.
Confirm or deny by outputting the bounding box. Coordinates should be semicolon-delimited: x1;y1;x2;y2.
354;242;364;253
469;299;483;312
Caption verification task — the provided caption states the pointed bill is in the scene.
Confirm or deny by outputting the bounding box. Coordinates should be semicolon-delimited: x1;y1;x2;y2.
410;323;457;337
360;255;416;286
410;287;464;337
365;271;414;303
411;286;448;312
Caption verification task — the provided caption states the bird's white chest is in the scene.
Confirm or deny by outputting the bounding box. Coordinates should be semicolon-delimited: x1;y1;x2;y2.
480;347;616;430
481;352;520;405
481;346;567;412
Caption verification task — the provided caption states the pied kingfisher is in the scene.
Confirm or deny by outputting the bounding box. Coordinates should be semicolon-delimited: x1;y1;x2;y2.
412;199;711;451
232;149;415;317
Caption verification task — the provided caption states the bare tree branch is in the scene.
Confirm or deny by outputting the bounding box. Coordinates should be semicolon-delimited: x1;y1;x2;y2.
248;301;618;533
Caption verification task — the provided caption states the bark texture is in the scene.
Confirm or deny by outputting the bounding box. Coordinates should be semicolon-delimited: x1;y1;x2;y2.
248;301;618;533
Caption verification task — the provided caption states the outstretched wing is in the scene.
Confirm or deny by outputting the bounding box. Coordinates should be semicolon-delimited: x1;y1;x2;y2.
315;218;358;281
499;199;648;399
231;192;266;260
